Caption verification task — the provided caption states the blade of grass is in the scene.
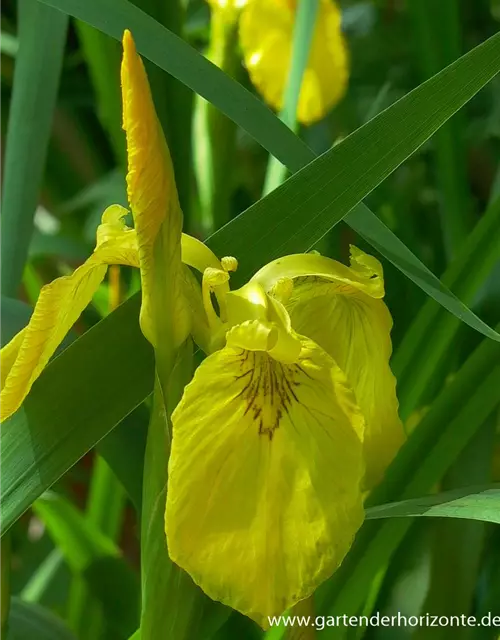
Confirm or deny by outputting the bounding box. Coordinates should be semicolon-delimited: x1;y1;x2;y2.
366;484;500;523
394;196;500;420
36;0;500;340
408;0;471;259
262;0;319;195
1;1;68;296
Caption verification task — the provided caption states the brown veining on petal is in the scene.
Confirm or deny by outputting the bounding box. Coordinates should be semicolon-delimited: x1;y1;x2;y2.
235;350;301;439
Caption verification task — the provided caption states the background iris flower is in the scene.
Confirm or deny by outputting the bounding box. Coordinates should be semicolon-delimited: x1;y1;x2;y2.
208;0;349;124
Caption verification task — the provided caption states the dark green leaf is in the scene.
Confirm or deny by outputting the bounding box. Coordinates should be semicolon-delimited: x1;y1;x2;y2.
6;597;76;640
1;2;68;296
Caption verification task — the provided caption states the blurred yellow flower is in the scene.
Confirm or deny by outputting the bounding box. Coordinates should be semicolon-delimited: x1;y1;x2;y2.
239;0;349;124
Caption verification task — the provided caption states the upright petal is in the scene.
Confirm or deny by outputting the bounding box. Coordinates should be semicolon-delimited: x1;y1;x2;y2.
280;249;404;488
166;331;364;626
0;207;139;422
240;0;349;125
121;30;189;347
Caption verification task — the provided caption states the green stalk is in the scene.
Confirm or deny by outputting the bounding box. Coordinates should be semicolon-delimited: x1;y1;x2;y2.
408;0;471;259
262;0;319;196
193;8;241;234
141;345;211;640
394;196;500;421
1;1;68;296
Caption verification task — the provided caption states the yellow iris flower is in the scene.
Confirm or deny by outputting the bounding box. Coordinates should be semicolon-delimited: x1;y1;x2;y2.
208;0;349;125
0;30;402;628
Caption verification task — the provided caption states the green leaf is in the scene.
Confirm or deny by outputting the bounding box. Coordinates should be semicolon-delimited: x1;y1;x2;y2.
366;485;500;524
34;0;500;341
33;493;139;639
1;2;68;296
6;597;76;640
0;295;154;534
394;196;500;420
408;0;471;258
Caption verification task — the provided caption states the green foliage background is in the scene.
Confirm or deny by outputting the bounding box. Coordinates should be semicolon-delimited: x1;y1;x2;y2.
1;1;499;639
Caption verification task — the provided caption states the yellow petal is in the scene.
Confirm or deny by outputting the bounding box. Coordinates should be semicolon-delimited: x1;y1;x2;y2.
166;334;364;626
121;30;189;347
0;208;140;423
286;277;404;488
251;246;385;298
240;0;349;125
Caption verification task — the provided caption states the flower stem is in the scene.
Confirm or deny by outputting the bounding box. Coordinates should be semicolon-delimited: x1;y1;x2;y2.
262;0;319;196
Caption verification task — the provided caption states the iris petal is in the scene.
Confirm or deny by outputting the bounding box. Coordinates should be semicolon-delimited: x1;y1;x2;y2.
0;207;139;422
285;271;403;487
166;332;364;626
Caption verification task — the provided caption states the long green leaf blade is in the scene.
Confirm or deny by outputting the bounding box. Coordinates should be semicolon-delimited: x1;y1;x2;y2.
366;485;500;524
1;2;68;296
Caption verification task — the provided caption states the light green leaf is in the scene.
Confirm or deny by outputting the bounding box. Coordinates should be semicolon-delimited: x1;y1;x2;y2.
366;485;500;524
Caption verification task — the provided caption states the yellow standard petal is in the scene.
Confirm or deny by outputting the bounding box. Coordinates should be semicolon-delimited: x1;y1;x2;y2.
265;247;405;488
165;324;364;626
239;0;349;125
0;206;139;422
121;30;189;347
